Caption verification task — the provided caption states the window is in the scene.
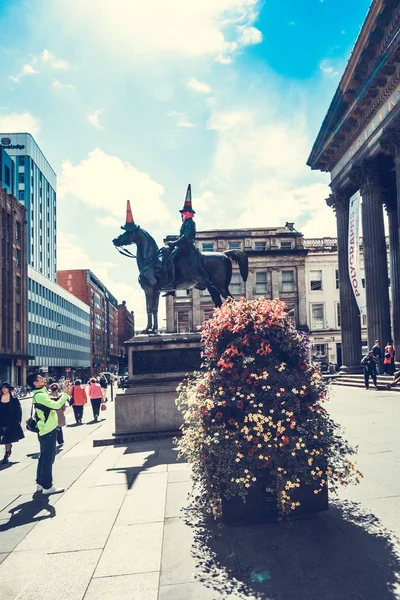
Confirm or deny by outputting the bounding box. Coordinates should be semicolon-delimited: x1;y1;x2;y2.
4;165;10;186
310;270;323;291
18;156;24;166
16;330;21;350
16;221;21;240
95;313;101;329
18;174;24;183
95;334;102;347
176;310;190;333
16;276;21;295
228;241;241;249
314;344;327;357
281;241;292;250
202;243;214;252
230;273;244;296
203;309;214;321
362;314;367;327
336;303;341;328
335;269;339;289
311;304;324;329
175;289;188;297
95;292;101;308
16;249;21;266
255;272;270;294
19;191;24;202
281;270;295;292
254;242;266;251
16;303;21;322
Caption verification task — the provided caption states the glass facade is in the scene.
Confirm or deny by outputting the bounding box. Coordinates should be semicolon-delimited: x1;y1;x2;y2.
28;266;90;368
0;133;57;281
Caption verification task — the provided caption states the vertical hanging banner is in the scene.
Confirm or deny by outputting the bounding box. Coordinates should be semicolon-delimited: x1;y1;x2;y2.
348;191;367;316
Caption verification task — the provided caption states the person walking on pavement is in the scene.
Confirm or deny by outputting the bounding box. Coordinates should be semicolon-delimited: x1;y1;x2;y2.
87;378;104;422
361;351;378;390
372;340;383;375
70;379;87;424
26;372;69;495
383;340;395;376
49;383;69;446
0;383;24;464
99;374;108;403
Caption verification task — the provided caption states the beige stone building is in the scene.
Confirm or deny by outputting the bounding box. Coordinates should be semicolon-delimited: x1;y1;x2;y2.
165;223;308;334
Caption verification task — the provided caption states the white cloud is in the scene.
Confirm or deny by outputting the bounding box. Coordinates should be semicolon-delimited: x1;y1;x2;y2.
319;60;340;77
0;111;40;135
176;119;196;128
54;0;262;63
41;48;70;70
95;215;122;228
168;110;195;129
9;64;39;83
87;108;104;129
51;80;75;92
237;26;262;46
9;49;70;83
58;148;174;236
187;78;211;94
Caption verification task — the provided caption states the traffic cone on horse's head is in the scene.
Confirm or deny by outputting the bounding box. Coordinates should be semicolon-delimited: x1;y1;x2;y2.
122;200;139;230
179;184;195;214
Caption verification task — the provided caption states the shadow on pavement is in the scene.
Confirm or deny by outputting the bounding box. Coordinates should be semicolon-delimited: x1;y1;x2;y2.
106;438;183;489
0;494;56;533
186;499;400;600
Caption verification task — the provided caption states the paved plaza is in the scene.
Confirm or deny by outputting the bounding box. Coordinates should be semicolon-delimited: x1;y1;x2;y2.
0;385;399;600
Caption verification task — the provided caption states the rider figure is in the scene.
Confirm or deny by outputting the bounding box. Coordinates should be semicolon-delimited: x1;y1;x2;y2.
166;185;209;289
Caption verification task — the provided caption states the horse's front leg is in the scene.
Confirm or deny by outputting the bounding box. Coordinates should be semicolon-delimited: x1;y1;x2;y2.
152;291;160;333
140;287;154;334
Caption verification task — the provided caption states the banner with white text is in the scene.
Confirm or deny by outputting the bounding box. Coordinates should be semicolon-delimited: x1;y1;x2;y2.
348;191;367;317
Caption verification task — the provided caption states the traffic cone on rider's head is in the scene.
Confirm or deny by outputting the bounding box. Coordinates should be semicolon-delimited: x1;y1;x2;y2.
122;200;138;230
179;184;195;214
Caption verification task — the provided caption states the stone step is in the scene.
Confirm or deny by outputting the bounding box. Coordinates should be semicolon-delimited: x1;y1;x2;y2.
332;379;400;391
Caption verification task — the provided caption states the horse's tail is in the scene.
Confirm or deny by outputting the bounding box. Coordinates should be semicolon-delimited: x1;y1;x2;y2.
224;250;248;282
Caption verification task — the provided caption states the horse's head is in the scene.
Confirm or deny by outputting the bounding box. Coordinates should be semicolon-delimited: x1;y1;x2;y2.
112;225;140;248
113;199;141;249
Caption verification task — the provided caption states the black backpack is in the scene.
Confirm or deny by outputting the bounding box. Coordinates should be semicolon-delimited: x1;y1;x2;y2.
26;402;51;433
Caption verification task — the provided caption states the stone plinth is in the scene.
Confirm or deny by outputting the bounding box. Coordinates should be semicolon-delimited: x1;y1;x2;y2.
114;333;201;435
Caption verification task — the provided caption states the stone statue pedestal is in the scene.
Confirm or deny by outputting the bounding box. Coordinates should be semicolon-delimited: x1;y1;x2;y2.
114;333;201;436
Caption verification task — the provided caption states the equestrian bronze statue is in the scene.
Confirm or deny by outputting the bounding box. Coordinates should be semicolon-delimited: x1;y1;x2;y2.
112;185;248;334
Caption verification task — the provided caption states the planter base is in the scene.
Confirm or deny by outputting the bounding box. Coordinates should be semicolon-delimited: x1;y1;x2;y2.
222;480;328;526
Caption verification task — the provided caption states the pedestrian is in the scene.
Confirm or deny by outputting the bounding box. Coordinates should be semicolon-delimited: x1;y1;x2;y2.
383;340;395;376
26;372;69;495
372;340;383;375
0;383;24;464
70;379;87;424
49;383;69;446
386;369;400;389
361;351;378;390
99;374;108;402
87;378;104;422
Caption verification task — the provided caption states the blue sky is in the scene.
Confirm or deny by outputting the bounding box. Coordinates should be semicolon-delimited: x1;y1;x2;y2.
0;0;371;326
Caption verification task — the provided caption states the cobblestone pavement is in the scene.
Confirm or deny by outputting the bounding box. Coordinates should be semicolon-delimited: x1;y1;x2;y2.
0;386;399;600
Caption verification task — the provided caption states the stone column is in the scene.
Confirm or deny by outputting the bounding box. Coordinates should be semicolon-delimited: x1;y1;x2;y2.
380;127;400;357
385;200;400;357
296;265;307;328
271;268;280;299
192;289;201;330
351;160;391;349
326;192;362;370
165;295;175;333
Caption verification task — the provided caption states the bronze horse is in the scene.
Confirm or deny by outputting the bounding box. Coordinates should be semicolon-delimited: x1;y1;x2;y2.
112;224;248;334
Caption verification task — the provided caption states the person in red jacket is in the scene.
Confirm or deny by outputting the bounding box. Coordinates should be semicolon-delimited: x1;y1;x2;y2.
70;379;87;425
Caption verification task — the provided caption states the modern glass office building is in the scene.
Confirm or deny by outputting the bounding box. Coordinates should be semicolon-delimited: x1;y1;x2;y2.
28;266;90;377
0;133;57;281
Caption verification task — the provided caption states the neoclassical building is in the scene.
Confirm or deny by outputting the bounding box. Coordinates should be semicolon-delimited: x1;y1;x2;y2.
308;0;400;370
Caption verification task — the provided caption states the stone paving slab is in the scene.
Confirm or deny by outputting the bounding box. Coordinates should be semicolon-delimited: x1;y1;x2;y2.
94;522;164;578
84;572;159;600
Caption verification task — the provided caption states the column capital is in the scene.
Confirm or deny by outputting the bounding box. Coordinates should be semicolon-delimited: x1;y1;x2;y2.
326;190;348;214
349;158;381;194
380;121;400;161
